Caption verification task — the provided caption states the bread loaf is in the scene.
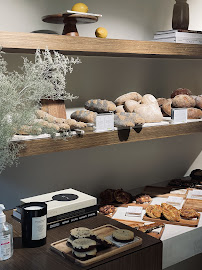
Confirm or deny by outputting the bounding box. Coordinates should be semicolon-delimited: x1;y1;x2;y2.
114;92;142;105
171;88;192;98
114;112;145;128
115;105;125;113
195;95;202;109
172;95;196;108
134;104;163;123
162;99;172;116
85;99;116;113
71;110;97;123
124;100;140;113
187;108;202;119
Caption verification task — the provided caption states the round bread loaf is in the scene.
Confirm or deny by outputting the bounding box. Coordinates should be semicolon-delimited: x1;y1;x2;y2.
172;95;196;108
171;88;192;98
72;238;96;252
112;229;134;242
72;248;97;260
114;189;132;204
161;99;172;116
70;227;94;240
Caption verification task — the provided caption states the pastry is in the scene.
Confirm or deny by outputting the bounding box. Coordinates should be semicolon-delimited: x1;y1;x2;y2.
161;203;180;222
94;235;113;249
146;205;162;218
100;189;115;205
114;92;142;106
180;208;200;219
135;194;152;204
172;95;196;108
112;229;134;242
71;238;97;252
138;222;165;233
70;227;94;240
190;169;202;180
71;110;97;123
72;248;97;260
84;99;116;113
171;88;192;98
114;189;132;204
99;205;116;215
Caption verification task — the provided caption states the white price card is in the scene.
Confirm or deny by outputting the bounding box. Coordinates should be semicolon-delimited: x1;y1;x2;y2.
166;196;183;205
171;108;187;123
192;189;202;197
126;206;143;216
95;113;114;133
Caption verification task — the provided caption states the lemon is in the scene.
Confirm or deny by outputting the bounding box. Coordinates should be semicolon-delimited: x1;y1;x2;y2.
95;27;108;38
71;3;88;13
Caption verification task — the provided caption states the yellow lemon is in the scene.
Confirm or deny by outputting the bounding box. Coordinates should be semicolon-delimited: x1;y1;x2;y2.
95;27;108;38
71;3;88;13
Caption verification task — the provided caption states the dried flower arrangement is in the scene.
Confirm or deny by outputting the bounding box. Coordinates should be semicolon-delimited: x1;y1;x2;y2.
0;48;81;173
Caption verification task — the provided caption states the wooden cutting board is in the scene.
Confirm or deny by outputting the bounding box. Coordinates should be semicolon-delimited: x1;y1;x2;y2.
143;186;188;198
147;226;165;240
143;213;200;227
50;224;142;267
112;219;144;228
182;198;202;212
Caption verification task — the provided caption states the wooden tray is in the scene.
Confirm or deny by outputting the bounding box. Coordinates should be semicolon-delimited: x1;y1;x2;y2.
113;219;144;228
147;226;165;240
143;213;200;227
50;224;142;267
182;198;202;212
143;186;188;198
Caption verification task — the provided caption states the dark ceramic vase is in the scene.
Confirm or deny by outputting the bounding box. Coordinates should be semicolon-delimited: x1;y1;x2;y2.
172;0;189;30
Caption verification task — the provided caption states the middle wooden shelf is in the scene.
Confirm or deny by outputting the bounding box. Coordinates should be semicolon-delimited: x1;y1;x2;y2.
16;120;202;157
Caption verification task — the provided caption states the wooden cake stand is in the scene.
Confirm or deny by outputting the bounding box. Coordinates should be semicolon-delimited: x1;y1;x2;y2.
42;13;98;36
41;13;98;117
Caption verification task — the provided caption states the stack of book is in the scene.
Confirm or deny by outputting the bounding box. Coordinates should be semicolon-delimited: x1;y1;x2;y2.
12;188;98;230
153;30;202;44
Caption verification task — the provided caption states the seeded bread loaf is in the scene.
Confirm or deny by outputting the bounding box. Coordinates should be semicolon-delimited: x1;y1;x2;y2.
85;99;116;113
114;112;145;128
71;110;97;123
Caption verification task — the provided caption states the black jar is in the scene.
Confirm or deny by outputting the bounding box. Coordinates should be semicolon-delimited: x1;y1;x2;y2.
21;202;47;248
172;0;189;30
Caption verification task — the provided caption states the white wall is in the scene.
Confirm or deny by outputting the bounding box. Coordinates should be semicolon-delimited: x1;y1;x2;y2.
1;0;202;212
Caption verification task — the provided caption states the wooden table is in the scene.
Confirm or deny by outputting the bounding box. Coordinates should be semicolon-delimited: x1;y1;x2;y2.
1;211;162;270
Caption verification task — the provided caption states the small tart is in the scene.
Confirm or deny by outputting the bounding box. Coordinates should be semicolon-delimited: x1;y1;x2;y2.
72;238;96;252
70;227;94;239
72;248;97;260
112;229;134;242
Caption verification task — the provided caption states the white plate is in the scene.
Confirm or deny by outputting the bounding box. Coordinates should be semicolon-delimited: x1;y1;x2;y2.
66;10;102;17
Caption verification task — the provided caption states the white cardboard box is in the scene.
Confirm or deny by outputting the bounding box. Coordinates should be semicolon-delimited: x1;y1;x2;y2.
21;188;97;218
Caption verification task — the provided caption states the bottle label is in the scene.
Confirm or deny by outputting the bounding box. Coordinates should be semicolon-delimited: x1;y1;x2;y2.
0;234;11;260
32;215;47;241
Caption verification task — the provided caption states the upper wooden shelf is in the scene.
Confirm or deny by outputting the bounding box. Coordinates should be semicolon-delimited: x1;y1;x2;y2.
1;31;202;58
18;121;202;157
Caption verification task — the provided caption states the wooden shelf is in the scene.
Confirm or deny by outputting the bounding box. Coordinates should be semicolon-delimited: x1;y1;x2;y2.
1;31;202;58
18;121;202;157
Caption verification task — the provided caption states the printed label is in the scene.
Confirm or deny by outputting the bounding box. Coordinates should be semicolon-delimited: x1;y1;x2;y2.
167;196;183;205
32;215;47;240
0;234;11;261
96;113;114;132
126;206;142;215
192;190;202;197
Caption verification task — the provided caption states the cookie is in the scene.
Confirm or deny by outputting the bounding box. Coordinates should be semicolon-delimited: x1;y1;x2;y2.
72;248;97;260
70;227;94;240
112;229;134;242
71;238;96;252
94;235;113;249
